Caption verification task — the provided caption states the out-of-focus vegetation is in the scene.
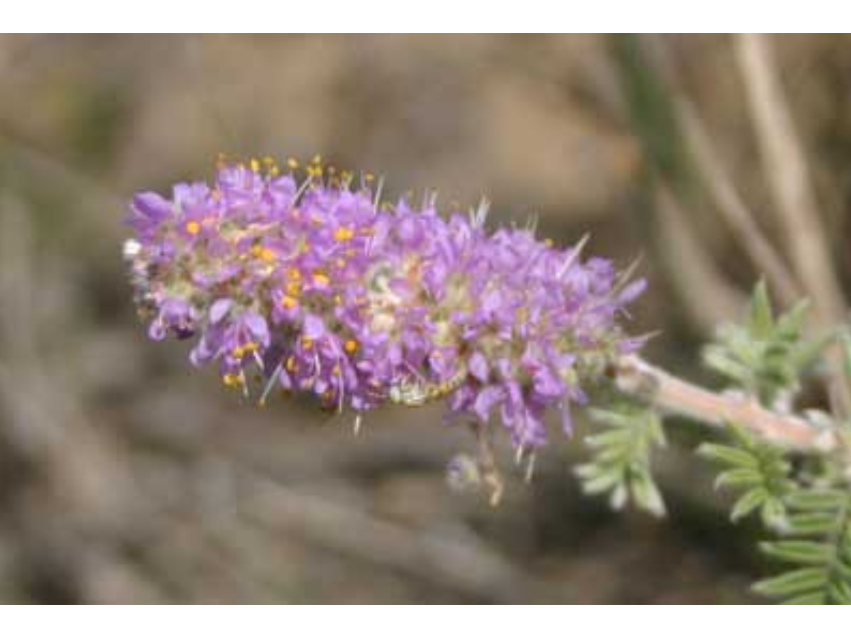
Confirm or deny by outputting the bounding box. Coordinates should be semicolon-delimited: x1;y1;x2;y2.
1;34;849;603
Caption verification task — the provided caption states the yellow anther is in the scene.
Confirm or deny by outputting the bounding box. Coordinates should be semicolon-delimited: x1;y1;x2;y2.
286;281;301;296
335;258;346;269
311;154;322;165
344;339;359;354
260;247;276;262
333;227;354;242
281;295;298;310
365;173;375;182
286;267;301;281
302;337;314;350
262;156;275;166
333;294;343;305
250;245;263;258
286;355;296;372
222;372;242;387
287;157;299;170
544;238;553;248
185;220;201;235
313;272;330;287
331;364;341;375
250;158;261;173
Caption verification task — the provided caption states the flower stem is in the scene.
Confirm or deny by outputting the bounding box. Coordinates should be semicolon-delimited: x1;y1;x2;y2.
612;355;838;452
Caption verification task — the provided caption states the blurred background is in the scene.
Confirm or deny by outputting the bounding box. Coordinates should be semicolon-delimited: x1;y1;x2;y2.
0;33;849;603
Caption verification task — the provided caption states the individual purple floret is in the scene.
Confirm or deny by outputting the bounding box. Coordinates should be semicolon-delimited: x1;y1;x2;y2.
124;156;645;452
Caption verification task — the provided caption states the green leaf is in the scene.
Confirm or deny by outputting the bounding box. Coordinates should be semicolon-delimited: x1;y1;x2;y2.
760;541;834;565
577;401;667;518
784;513;838;536
702;421;792;526
697;443;758;469
754;488;851;604
702;282;813;405
748;279;774;339
753;568;828;597
829;579;851;604
785;489;847;512
715;467;763;490
780;592;826;605
731;488;769;522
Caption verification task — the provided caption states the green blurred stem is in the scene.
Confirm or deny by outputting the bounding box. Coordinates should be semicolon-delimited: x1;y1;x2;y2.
613;355;838;453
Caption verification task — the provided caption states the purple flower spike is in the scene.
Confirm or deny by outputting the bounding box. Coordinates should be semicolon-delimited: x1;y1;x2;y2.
124;156;645;451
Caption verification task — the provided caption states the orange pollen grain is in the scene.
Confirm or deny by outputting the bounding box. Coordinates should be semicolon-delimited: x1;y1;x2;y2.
313;272;330;287
281;295;298;309
185;221;201;235
286;268;301;281
333;227;354;242
222;373;242;387
286;282;301;296
260;248;276;262
302;338;314;350
344;340;359;354
286;356;296;372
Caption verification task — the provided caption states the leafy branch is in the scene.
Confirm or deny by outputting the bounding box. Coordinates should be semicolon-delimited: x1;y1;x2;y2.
604;281;851;604
575;402;667;517
698;423;794;528
755;489;851;604
702;280;816;408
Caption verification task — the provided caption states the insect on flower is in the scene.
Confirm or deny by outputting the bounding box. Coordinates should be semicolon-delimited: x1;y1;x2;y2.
388;366;469;407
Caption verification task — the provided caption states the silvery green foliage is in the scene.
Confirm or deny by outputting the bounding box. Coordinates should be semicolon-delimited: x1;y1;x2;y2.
703;425;851;603
698;423;793;529
755;489;851;604
575;402;667;517
578;281;851;604
697;284;851;604
702;281;813;407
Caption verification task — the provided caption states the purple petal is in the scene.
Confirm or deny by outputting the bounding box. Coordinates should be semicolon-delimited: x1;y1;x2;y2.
473;385;504;422
243;311;270;346
210;298;233;324
468;351;489;383
302;313;326;340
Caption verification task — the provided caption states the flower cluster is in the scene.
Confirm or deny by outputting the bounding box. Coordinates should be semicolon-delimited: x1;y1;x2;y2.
124;157;645;450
